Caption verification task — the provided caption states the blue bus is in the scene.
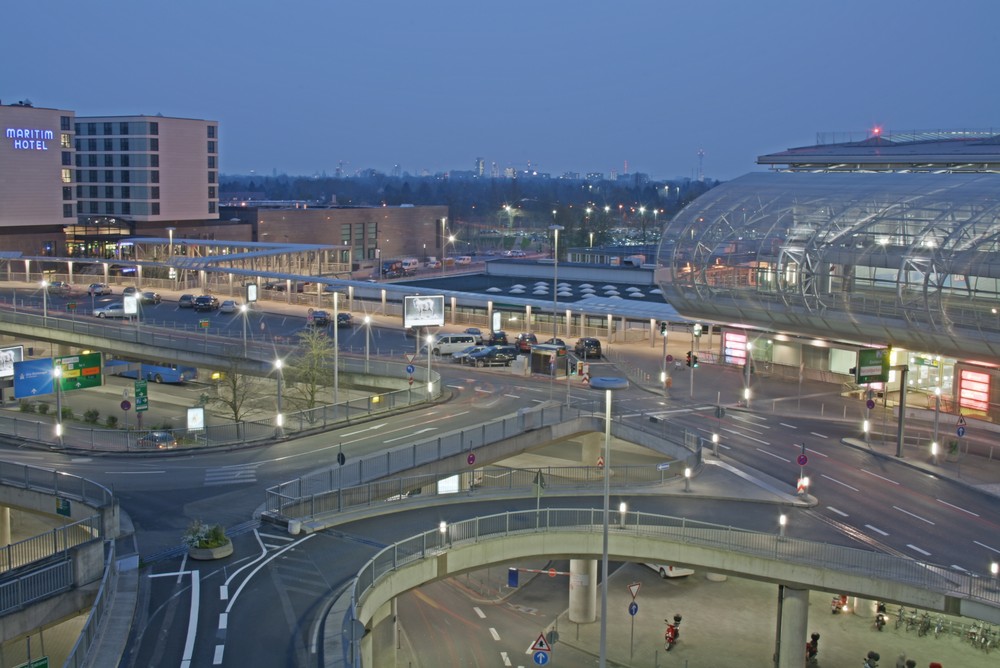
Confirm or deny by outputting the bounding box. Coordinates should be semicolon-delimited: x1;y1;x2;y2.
105;359;198;384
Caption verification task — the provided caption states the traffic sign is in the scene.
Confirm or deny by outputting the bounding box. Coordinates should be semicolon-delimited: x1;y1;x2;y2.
135;379;148;412
656;462;671;471
627;582;641;599
120;400;131;411
629;601;639;616
957;414;967;426
408;377;414;385
531;633;552;652
596;455;605;469
55;352;103;391
533;651;549;665
665;354;673;362
548;567;557;578
405;354;415;364
467;453;476;466
866;399;876;410
406;364;415;374
199;319;210;328
13;359;54;398
797;454;808;466
957;426;966;437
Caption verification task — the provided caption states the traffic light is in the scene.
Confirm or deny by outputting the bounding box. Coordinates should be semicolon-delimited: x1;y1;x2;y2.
692;354;699;368
686;351;692;367
659;321;667;335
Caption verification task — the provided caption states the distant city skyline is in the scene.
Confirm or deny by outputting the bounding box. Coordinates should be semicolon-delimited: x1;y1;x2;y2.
5;0;1000;182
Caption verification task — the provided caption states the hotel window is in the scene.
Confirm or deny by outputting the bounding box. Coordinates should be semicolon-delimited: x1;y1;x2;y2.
105;186;114;199
63;204;73;218
87;122;95;134
209;202;216;214
103;122;112;135
121;186;130;199
62;152;72;166
61;116;71;131
89;186;98;198
119;122;129;135
60;133;71;148
151;187;160;199
208;186;216;199
149;122;158;135
207;141;216;153
150;155;159;167
105;202;114;214
105;170;114;183
104;155;113;167
341;224;351;243
207;125;216;139
104;139;113;151
61;169;71;183
121;154;129;167
76;185;83;197
88;170;97;182
75;155;82;167
208;171;216;183
152;203;160;215
121;171;129;183
62;187;72;200
151;170;159;183
208;156;216;169
150;138;159;151
120;138;129;151
87;138;96;151
89;202;98;213
88;155;97;167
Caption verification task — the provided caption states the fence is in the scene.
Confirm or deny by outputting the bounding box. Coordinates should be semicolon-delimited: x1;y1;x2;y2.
0;559;74;617
63;542;117;668
0;515;101;575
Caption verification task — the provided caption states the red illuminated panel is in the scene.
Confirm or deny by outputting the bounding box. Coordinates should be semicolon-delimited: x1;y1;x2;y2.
724;332;747;365
958;369;991;412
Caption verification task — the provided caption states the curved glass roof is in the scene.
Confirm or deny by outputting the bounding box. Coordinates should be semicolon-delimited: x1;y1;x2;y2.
656;172;1000;361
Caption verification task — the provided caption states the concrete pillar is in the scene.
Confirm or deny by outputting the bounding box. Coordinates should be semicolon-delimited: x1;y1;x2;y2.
775;586;809;668
568;558;597;623
580;433;601;468
0;507;9;546
369;598;397;668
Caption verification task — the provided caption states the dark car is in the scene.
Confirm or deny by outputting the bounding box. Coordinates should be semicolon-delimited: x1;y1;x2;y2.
137;430;177;449
140;291;161;305
574;337;602;358
337;313;354;327
486;330;509;345
178;294;196;308
543;337;567;350
193;295;220;312
308;310;331;326
514;332;538;352
467;345;519;368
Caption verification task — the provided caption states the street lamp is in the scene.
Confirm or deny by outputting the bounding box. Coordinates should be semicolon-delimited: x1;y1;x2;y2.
274;358;284;437
549;224;564;341
426;334;434;401
364;315;371;373
589;376;629;668
53;365;63;445
779;513;787;537
41;279;48;321
166;227;176;259
440;217;448;276
240;303;248;356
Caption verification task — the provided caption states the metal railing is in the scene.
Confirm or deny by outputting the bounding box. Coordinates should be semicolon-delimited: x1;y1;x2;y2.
0;559;74;617
351;508;1000;619
63;542;117;668
0;515;101;575
0;461;113;508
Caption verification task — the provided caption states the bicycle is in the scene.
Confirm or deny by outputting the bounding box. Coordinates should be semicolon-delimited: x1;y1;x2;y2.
917;612;931;637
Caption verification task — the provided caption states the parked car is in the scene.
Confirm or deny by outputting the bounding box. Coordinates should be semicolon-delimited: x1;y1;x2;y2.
337;313;354;327
220;299;238;314
193;295;220;312
46;281;72;295
542;337;568;350
466;345;519;368
308;309;331;326
137;430;178;450
514;332;538;352
93;302;128;318
574;337;602;358
140;291;161;305
428;333;478;356
486;330;509;345
452;345;490;363
643;563;695;578
122;286;139;297
87;283;112;296
178;294;196;308
464;327;484;343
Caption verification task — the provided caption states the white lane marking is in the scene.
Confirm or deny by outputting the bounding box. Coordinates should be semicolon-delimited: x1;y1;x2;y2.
952;564;970;573
729;420;769;434
723;428;769;445
861;469;900;485
621;413;642;418
383;427;436;443
974;540;1000;554
445;384;464;389
225;535;317;613
936;498;980;517
779;423;798;429
213;644;224;665
474;387;494;393
500;651;512;666
865;524;889;536
893;506;935;525
70;457;93;463
490;627;501;641
809;432;828;439
474;607;486;619
180;570;200;668
105;470;167;474
220;585;228;601
259;533;295;542
504;394;520;399
340;423;387;437
907;544;932;556
755;448;790;462
805;448;828;458
826;506;848;517
178;553;188;585
219;612;228;630
820;474;859;492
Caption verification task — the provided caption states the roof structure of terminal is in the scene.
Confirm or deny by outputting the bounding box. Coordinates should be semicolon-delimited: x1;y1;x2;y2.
758;128;1000;172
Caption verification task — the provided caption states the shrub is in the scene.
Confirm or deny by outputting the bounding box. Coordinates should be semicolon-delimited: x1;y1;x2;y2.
182;520;230;549
105;415;118;428
83;409;100;424
37;403;50;415
61;407;74;421
18;400;35;413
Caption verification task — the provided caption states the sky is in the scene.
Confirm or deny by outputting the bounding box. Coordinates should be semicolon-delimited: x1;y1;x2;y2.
5;0;1000;182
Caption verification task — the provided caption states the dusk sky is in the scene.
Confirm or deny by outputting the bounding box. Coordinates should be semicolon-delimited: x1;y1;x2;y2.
6;1;999;181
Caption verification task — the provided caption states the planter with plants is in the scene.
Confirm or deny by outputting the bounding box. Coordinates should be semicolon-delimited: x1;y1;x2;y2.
183;520;233;560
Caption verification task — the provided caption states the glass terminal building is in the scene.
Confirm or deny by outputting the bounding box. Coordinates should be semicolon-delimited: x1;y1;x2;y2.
657;131;1000;420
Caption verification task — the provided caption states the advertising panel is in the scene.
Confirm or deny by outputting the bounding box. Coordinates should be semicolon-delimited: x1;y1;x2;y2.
0;345;24;379
403;295;445;328
13;359;54;398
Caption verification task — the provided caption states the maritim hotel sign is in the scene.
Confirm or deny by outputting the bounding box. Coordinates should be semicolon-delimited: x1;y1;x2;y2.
5;127;54;150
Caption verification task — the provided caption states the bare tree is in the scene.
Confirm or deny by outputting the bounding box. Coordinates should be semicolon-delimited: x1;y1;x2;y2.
207;357;267;423
285;327;337;412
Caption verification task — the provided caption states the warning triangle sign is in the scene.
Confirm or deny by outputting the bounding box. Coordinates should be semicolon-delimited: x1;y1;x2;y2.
596;455;605;469
405;354;415;363
531;633;551;652
957;414;967;426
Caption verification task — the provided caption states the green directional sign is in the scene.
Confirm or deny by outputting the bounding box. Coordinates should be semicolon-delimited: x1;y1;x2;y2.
55;352;103;392
14;657;48;668
135;379;149;413
856;348;890;384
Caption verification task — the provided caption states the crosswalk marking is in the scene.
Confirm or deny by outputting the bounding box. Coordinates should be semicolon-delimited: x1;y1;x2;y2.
204;463;257;486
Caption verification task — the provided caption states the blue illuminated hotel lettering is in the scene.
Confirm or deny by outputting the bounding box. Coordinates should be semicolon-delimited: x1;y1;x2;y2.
5;128;54;150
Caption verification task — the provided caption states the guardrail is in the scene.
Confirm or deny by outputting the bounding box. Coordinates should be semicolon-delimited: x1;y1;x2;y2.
63;542;116;668
265;404;702;521
0;558;74;617
351;508;1000;618
0;460;113;508
0;514;101;574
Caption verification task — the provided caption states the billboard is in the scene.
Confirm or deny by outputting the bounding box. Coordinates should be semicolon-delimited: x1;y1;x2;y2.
403;295;445;328
856;347;890;384
13;359;54;398
0;345;24;379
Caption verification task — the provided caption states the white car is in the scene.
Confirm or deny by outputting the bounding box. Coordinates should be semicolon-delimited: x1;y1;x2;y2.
220;299;239;314
93;302;128;318
643;563;695;578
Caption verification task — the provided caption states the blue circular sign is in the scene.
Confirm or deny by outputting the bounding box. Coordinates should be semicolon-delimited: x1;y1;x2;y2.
533;650;549;665
629;601;639;616
866;399;876;409
406;364;415;374
957;426;966;437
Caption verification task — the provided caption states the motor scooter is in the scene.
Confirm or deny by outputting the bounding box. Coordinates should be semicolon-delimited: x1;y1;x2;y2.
804;632;820;665
831;594;848;614
663;614;682;651
875;602;887;631
863;650;880;667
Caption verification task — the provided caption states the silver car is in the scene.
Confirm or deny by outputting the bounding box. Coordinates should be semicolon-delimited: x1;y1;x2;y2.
93;302;128;318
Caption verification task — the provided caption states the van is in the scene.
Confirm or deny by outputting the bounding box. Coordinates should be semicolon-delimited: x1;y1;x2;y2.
455;256;472;265
643;563;695;578
401;258;421;274
429;334;478;356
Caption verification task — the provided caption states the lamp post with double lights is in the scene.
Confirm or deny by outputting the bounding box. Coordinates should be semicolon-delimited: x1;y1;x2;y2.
589;376;629;668
440;218;448;277
53;365;63;445
549;224;564;341
240;303;249;356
